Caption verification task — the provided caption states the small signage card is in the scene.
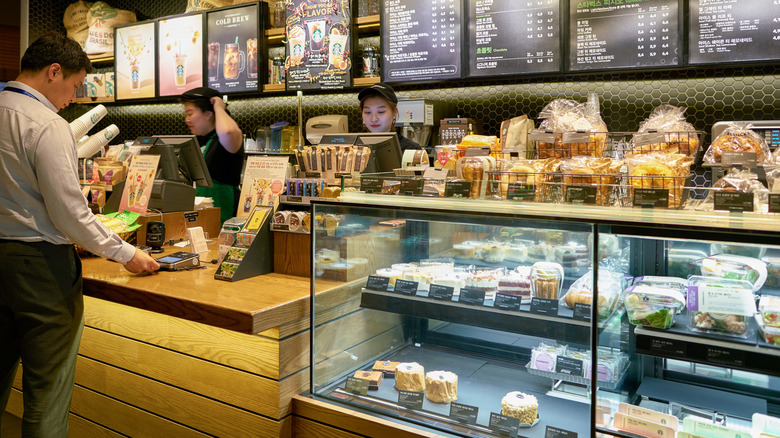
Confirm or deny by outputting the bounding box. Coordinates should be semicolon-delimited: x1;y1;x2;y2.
400;179;424;196
706;347;745;367
394;279;419;296
573;303;591;322
507;182;535;201
721;151;758;168
555;356;584;377
713;192;753;212
360;177;383;194
649;338;686;356
769;194;780;213
632;132;666;147
365;275;389;292
345;376;369;396
565;186;597;205
529;129;557;143
465;146;492;157
450;403;479;425
445;180;472;198
489;412;520;435
428;284;455;301
398;390;424;410
633;189;670;208
495;293;522;311
458;288;486;306
119;154;159;215
546;426;578;438
562;132;591;144
423;167;450;180
530;297;559;316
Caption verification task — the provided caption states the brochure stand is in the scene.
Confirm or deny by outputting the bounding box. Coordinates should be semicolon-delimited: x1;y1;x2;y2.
214;206;274;282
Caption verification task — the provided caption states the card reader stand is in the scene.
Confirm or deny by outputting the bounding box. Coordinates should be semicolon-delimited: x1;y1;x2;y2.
214;206;274;282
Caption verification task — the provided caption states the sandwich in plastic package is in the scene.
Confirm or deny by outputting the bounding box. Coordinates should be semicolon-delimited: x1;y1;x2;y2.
687;276;756;337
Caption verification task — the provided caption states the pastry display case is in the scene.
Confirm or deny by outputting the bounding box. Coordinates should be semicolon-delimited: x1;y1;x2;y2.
307;193;780;438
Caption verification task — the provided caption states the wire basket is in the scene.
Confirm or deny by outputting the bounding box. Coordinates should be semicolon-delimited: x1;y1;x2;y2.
537;172;626;206
487;171;559;202
623;175;690;209
629;130;704;157
529;131;632;159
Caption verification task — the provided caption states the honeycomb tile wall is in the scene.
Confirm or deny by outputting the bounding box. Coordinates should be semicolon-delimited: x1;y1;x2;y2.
38;1;780;163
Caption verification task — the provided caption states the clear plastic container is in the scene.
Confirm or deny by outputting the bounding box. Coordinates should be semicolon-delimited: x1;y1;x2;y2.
687;276;756;337
756;313;780;345
623;285;685;329
710;242;766;259
559;270;622;321
632;276;688;298
763;256;780;288
758;295;780;328
692;254;768;291
667;248;707;279
530;262;564;300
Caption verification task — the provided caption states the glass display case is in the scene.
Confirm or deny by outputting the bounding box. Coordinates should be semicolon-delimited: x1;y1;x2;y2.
308;194;780;438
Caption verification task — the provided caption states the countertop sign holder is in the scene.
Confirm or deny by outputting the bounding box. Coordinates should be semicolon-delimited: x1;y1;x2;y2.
215;205;274;281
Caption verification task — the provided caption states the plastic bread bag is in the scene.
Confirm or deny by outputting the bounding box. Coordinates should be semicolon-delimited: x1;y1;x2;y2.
625;152;693;208
764;164;780;192
536;99;608;158
684;168;769;213
560;156;623;206
500;115;535;158
559;269;625;320
631;104;699;155
703;122;770;165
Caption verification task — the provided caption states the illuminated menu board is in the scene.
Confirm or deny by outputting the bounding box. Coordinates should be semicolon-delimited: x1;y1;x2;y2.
382;0;464;83
689;0;780;65
568;0;680;71
468;0;562;77
158;13;204;97
206;3;263;94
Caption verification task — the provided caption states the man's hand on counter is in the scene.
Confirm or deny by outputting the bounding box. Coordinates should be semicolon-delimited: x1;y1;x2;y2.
124;247;161;273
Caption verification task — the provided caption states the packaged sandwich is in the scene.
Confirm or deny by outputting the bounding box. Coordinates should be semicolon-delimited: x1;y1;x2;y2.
623;284;685;329
630;105;699;156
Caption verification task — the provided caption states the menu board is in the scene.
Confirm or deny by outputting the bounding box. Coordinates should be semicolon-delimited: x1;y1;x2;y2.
157;14;204;97
382;0;464;83
689;0;780;65
285;0;353;90
568;0;680;71
115;21;156;100
206;3;262;94
468;0;561;77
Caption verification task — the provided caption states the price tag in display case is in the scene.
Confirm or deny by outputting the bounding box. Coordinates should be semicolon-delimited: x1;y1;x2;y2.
573;303;591;321
458;287;486;306
565;186;597;205
633;189;670;208
345;376;369;395
769;194;780;213
394;279;419;296
546;426;578;438
398;390;424;410
429;284;455;301
444;180;472;198
530;297;559;316
365;275;390;292
555;356;584;377
713;192;753;212
360;177;383;194
489;412;520;436
449;403;479;425
495;293;522;311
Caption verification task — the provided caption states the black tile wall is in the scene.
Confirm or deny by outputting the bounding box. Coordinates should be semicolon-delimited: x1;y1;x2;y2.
37;1;780;149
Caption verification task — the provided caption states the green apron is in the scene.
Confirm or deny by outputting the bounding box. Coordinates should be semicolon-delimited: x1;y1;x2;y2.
196;135;236;224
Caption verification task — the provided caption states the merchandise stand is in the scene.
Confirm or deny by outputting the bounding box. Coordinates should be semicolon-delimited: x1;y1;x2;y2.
215;206;274;282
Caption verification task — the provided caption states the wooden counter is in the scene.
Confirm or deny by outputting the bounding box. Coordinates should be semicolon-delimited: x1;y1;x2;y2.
5;245;366;437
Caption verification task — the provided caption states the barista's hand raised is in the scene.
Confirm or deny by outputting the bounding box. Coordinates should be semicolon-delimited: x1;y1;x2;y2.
210;96;227;113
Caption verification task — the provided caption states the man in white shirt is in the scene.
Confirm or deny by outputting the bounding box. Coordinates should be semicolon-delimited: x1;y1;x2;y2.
0;32;159;437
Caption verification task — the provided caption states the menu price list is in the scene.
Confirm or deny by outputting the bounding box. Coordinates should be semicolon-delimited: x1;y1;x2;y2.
568;0;680;71
468;0;562;77
688;0;780;64
382;0;464;82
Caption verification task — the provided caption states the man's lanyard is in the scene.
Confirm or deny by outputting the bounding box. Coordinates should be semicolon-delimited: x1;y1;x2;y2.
3;86;41;103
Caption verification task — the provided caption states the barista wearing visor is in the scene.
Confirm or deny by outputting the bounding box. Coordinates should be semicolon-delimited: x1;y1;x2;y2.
358;83;421;152
181;87;244;224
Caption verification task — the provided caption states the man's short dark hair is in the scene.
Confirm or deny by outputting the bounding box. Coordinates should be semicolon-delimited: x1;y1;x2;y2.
21;32;92;76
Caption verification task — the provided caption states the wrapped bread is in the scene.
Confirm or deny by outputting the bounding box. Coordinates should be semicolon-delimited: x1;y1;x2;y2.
425;371;458;403
395;362;425;392
457;134;501;159
536;99;608;158
560;157;623;205
626;152;694;208
703;123;769;165
631;105;699;156
684;168;770;213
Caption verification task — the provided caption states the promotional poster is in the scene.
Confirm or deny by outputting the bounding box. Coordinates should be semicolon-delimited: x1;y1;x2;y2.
158;14;204;96
285;0;353;90
206;3;261;93
118;154;160;215
237;156;289;217
115;21;156;100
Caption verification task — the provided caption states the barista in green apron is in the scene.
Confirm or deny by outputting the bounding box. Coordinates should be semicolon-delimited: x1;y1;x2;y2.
181;87;244;224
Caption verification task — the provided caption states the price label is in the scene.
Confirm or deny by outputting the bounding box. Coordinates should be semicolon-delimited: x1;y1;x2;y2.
562;131;591;144
464;146;491;157
445;180;472;198
286;196;303;203
555;356;584;377
530;297;559;316
398;390;424;410
573;303;591;321
546;426;578;438
632;132;666;147
529;129;558;143
450;403;479;425
400;179;424;196
714;192;753;212
365;275;389;292
423;167;450;180
633;189;670;208
565;186;597;204
769;194;780;213
360;177;383;194
305;171;323;178
489;412;520;435
649;338;686;356
721;151;758;168
394;279;419;296
706;347;745;367
429;284;455;301
345;376;369;395
507;182;535;200
458;287;486;306
495;293;522;311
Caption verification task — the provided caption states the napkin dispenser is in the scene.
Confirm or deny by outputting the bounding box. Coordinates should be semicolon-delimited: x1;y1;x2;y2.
305;115;348;145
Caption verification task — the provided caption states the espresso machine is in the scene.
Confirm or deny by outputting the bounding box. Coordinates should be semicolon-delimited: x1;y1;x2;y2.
395;97;443;148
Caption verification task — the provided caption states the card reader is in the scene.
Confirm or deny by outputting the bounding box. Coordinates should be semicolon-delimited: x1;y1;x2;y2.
155;251;200;271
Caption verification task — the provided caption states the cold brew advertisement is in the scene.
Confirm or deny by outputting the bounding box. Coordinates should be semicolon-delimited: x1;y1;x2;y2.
158;14;204;97
689;0;780;65
206;3;261;93
468;0;561;77
115;22;156;100
568;0;680;71
285;0;353;90
382;0;464;83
